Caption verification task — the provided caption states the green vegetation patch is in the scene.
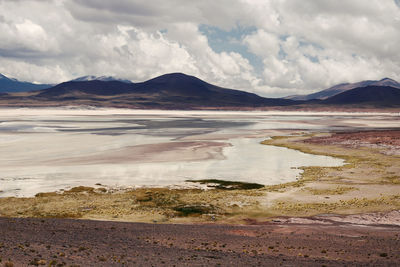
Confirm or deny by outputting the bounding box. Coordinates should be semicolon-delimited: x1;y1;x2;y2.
187;179;264;190
173;204;215;216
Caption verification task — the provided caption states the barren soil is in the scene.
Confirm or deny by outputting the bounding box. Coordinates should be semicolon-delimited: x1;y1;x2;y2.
0;217;399;266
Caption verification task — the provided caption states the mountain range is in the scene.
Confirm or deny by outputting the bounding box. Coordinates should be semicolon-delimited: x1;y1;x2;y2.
0;74;52;93
285;78;400;100
30;73;295;108
321;85;400;105
0;73;399;109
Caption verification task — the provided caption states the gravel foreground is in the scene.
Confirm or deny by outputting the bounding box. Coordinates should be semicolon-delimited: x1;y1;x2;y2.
0;217;399;266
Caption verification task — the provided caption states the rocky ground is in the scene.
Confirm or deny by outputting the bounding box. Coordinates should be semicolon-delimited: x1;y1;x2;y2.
0;216;399;266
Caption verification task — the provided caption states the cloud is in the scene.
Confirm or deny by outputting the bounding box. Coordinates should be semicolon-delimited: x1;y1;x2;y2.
0;0;399;97
243;30;280;58
238;0;400;95
65;0;247;30
0;18;59;58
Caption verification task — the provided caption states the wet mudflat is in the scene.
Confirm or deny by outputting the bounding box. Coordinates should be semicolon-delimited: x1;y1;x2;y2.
0;108;356;197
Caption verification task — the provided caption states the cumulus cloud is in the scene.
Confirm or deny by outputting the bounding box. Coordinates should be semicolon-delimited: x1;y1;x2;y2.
0;0;399;97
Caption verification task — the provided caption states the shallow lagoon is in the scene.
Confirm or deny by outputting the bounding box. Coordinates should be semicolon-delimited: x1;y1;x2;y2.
0;108;398;197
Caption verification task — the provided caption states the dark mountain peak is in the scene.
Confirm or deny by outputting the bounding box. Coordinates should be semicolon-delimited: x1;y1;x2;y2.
286;77;400;101
154;72;194;79
0;73;8;80
138;72;216;95
323;85;400;106
146;73;206;85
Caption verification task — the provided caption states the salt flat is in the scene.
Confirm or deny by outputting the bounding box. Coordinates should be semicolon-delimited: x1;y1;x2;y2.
0;108;398;197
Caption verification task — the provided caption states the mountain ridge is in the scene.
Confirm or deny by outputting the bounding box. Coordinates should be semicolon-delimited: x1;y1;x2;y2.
286;78;400;101
0;73;399;109
0;73;53;93
29;72;297;108
321;85;400;106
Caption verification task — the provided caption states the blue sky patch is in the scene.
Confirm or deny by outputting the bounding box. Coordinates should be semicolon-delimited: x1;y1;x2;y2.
199;24;264;74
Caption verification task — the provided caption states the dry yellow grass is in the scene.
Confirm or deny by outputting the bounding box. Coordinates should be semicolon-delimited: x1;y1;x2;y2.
259;133;400;217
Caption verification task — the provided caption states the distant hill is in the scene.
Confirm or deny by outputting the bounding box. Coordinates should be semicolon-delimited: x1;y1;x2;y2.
0;73;52;93
322;85;400;106
28;73;297;108
286;78;400;100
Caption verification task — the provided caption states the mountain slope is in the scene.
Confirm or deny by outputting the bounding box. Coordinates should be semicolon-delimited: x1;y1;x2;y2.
287;78;400;100
128;73;294;105
37;80;135;97
322;85;400;106
0;74;52;93
31;73;297;108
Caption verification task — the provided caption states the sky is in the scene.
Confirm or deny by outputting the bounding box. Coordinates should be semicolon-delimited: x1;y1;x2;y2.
0;0;399;97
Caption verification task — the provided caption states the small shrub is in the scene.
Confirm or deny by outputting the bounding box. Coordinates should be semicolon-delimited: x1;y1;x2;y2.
66;186;94;193
173;204;214;216
187;179;264;190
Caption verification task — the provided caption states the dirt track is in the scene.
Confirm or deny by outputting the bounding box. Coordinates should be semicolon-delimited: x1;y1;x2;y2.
0;217;399;266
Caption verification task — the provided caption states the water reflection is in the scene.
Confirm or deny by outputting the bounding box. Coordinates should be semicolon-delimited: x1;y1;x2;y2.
0;110;360;197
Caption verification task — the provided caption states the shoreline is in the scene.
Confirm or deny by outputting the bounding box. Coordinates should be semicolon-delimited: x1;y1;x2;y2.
0;106;399;116
1;129;399;224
